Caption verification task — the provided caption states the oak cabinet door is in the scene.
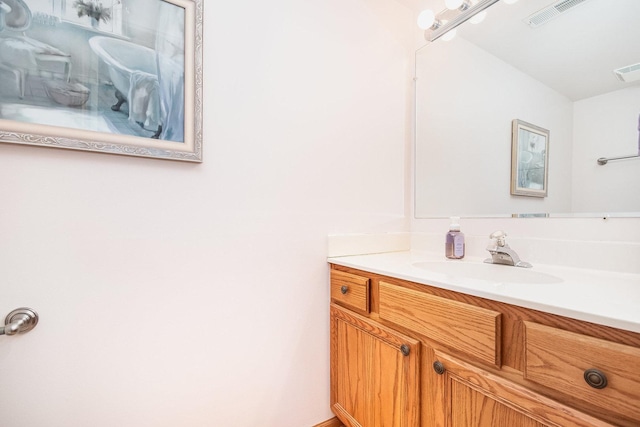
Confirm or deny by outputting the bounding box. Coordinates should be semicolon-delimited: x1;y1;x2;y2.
427;350;615;427
330;304;420;427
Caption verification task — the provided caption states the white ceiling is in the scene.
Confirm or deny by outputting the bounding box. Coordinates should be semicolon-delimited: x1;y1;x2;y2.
404;0;640;101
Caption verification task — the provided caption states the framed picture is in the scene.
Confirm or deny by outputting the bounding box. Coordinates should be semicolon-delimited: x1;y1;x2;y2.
0;0;202;162
511;119;549;197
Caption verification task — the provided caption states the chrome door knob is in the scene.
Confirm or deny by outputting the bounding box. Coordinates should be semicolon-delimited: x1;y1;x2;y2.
0;308;39;336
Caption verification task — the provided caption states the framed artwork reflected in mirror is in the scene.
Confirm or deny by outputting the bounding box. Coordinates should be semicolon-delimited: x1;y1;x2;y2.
511;119;549;198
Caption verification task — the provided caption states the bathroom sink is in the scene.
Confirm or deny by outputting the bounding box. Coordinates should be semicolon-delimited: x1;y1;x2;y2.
412;261;563;285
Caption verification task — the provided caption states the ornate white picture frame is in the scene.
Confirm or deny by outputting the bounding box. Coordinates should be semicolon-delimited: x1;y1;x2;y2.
0;0;202;161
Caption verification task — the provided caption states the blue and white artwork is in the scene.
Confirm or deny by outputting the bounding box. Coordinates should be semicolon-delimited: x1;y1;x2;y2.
0;0;201;161
511;119;549;198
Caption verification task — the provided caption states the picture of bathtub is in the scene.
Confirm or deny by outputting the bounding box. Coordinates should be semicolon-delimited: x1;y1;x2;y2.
0;0;201;161
89;36;163;139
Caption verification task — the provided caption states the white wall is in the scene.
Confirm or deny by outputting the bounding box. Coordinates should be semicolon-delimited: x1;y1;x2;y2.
415;37;574;217
572;87;640;213
0;1;413;426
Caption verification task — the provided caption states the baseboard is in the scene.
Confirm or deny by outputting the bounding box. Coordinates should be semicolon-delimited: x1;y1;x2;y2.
312;416;343;427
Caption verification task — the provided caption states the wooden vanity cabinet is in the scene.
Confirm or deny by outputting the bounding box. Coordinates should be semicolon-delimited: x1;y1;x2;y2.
331;304;420;427
523;322;640;422
329;264;640;427
424;350;614;427
331;270;370;315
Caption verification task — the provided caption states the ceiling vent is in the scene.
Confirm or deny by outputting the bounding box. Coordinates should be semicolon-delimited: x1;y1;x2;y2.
613;63;640;83
524;0;591;28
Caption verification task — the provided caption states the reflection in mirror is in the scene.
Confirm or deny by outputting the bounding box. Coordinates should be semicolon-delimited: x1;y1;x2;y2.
511;119;549;198
415;0;640;218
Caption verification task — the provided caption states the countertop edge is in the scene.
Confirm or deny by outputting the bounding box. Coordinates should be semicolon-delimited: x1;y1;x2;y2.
328;252;640;334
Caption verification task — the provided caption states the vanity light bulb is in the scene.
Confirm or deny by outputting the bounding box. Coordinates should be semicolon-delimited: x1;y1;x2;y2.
441;28;457;41
417;9;436;29
445;0;464;10
469;10;487;24
502;0;519;4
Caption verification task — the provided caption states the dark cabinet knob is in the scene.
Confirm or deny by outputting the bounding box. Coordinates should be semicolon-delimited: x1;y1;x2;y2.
340;285;348;295
433;361;445;375
400;344;410;356
584;369;608;389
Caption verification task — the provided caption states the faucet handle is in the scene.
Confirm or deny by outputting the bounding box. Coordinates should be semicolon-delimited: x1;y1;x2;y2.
489;230;507;247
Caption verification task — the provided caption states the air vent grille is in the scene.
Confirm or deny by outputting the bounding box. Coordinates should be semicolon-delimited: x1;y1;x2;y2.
614;63;640;83
555;0;587;13
525;0;590;28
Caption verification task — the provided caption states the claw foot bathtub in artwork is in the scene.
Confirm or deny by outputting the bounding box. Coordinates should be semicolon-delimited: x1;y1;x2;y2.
89;36;162;138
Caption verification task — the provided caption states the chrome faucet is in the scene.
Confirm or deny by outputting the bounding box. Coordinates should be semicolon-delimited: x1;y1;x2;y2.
484;231;532;268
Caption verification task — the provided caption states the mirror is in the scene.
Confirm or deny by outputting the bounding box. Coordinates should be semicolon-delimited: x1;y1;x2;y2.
415;0;640;218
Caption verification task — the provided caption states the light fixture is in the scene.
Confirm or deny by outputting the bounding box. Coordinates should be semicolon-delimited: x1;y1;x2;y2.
502;0;519;4
445;0;468;10
441;28;457;41
417;9;437;30
421;0;499;42
469;10;487;24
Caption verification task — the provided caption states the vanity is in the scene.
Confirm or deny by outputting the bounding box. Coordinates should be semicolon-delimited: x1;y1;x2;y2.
326;0;640;424
327;252;640;427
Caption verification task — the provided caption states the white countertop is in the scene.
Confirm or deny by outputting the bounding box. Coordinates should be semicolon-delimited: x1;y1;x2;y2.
328;251;640;334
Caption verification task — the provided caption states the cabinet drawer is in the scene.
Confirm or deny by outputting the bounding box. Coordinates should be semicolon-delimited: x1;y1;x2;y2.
524;321;640;423
330;270;370;314
379;281;501;366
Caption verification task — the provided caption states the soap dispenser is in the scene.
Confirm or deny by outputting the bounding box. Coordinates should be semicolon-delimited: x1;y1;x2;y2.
445;217;465;259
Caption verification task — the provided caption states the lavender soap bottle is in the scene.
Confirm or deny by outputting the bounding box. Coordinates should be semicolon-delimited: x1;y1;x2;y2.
445;217;465;259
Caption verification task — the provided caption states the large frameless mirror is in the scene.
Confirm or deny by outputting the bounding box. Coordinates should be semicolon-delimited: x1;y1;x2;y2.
414;0;640;218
